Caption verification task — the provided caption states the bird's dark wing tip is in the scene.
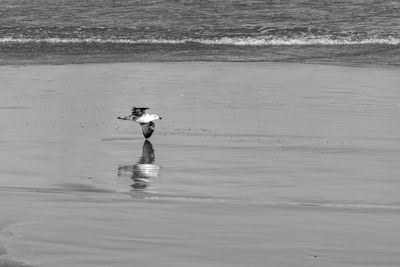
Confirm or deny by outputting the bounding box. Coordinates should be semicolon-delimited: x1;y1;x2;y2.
131;106;149;111
131;107;150;116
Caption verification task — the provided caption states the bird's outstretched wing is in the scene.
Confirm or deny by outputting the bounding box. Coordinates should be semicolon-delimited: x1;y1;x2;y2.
131;107;149;117
117;106;148;120
141;121;155;139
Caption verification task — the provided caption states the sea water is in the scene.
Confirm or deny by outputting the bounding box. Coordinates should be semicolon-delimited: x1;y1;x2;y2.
1;0;399;65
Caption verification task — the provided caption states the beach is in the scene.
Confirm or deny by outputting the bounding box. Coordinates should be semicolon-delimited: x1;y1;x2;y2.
1;62;400;266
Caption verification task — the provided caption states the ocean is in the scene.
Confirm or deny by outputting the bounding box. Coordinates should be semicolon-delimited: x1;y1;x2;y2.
1;0;399;65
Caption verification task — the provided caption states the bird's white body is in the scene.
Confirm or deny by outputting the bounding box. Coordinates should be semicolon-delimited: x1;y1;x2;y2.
135;114;161;124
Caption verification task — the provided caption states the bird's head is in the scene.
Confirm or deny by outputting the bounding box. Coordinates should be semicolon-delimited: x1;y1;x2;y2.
150;114;162;121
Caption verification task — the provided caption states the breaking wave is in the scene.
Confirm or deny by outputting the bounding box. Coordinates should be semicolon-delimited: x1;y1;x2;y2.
1;36;400;46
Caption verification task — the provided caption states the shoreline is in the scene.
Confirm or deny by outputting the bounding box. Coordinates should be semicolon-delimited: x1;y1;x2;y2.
1;58;399;70
1;43;399;67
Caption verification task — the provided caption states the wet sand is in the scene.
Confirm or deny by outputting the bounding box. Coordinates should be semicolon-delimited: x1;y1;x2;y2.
1;62;400;266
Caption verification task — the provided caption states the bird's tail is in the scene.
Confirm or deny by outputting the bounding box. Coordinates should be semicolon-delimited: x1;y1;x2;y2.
117;116;132;120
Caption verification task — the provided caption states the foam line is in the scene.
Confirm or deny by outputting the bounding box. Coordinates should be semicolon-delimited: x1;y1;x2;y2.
1;37;399;46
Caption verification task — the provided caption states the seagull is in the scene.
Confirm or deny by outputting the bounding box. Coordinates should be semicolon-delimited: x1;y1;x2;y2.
117;107;162;139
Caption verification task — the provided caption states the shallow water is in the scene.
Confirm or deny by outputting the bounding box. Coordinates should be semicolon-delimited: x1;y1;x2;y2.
1;62;400;266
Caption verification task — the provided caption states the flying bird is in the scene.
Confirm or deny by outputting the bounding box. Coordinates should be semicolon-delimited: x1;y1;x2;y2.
117;107;162;139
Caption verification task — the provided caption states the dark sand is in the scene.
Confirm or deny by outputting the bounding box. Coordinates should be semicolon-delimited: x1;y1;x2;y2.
1;62;400;266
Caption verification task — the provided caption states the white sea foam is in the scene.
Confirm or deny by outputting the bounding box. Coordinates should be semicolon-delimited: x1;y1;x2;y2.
1;36;400;46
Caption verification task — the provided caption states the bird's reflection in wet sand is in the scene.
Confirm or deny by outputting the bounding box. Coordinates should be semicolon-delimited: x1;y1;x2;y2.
118;140;160;191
